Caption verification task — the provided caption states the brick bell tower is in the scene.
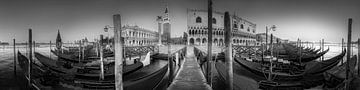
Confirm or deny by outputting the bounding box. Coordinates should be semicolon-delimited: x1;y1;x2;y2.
156;16;163;45
162;4;171;44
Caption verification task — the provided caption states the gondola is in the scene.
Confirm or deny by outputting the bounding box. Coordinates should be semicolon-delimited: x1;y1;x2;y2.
35;51;170;90
303;50;346;75
34;52;144;80
323;55;357;88
234;49;345;81
280;47;329;63
51;49;98;63
78;58;169;89
17;52;55;89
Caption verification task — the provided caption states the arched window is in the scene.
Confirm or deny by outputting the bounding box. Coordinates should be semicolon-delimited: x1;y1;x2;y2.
212;18;216;24
234;24;238;28
196;17;202;23
240;24;244;29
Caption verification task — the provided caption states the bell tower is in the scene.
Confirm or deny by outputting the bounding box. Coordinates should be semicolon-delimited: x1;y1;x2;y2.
156;16;163;45
162;4;171;43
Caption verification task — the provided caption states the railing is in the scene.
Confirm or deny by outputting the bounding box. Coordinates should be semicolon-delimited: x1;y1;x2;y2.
169;47;187;76
193;47;208;76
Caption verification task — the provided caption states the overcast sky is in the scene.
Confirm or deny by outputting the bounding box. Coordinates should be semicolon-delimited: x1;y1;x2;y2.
0;0;359;43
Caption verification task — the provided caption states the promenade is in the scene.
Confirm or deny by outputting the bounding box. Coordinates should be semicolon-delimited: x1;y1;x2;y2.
167;46;212;90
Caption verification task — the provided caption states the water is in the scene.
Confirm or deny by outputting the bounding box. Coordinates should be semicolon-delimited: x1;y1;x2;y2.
0;45;53;89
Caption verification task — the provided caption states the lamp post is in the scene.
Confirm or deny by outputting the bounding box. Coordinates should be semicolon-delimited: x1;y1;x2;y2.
265;25;276;81
265;25;276;50
104;25;115;44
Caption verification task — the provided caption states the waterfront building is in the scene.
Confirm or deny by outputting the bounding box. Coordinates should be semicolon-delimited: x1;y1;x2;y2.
121;25;158;46
186;9;257;46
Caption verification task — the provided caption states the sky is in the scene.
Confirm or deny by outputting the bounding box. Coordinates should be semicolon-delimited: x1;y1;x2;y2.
0;0;359;43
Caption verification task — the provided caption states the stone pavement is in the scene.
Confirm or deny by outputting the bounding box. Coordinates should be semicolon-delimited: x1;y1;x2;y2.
167;46;212;90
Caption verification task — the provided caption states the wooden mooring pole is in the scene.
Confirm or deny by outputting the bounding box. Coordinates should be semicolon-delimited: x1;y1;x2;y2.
224;12;233;90
269;34;274;81
78;40;81;63
82;40;85;61
358;38;360;77
299;39;302;65
345;18;352;89
342;38;344;64
322;39;324;61
113;14;123;90
33;41;35;54
28;29;33;88
49;41;52;58
100;35;104;80
13;39;16;77
207;0;213;85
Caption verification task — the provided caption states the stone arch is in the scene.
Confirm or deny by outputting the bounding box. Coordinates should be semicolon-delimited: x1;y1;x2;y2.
219;39;223;46
202;38;207;44
196;38;201;45
214;38;218;45
196;17;202;23
212;18;216;24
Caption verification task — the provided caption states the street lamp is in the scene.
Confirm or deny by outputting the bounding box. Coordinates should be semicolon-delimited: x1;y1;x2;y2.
104;25;114;44
265;25;276;82
265;25;276;50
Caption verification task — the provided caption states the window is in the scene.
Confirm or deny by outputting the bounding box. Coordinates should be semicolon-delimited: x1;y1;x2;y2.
240;24;244;29
212;18;216;24
247;27;250;32
233;21;238;28
196;17;202;23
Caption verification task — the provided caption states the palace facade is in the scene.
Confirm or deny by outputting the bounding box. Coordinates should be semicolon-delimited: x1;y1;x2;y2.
121;25;158;46
187;9;257;46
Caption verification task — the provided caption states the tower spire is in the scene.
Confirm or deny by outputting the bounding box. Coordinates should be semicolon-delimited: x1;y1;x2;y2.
163;0;170;23
56;29;62;50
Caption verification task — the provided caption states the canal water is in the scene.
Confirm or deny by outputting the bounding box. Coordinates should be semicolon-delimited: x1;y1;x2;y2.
0;44;358;89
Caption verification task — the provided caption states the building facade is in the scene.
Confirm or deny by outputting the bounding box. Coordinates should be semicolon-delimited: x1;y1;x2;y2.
121;25;158;46
187;9;257;46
